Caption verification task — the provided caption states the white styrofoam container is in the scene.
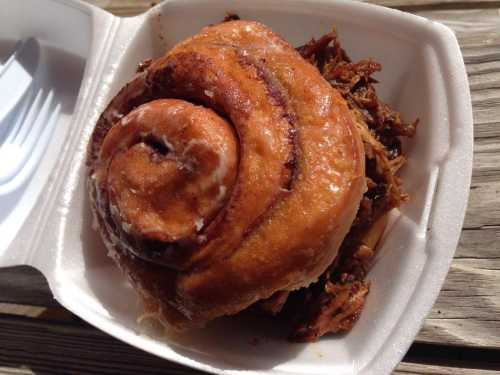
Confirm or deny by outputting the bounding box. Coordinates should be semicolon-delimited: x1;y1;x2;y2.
0;0;473;374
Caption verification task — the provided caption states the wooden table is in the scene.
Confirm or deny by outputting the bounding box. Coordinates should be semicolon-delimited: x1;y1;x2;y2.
1;1;499;374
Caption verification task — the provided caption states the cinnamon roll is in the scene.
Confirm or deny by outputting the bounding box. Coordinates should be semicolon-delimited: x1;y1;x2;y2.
87;20;365;330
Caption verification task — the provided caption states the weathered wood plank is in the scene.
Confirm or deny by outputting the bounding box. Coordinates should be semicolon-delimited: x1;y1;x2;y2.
0;266;56;307
399;343;500;373
82;0;500;17
373;0;500;5
0;368;35;375
0;3;499;375
456;226;500;258
0;314;203;375
417;226;500;348
395;363;500;375
417;7;500;347
418;319;500;348
0;313;498;375
422;238;500;348
85;0;154;16
0;303;46;318
377;1;500;12
403;7;500;350
464;179;500;228
2;1;500;352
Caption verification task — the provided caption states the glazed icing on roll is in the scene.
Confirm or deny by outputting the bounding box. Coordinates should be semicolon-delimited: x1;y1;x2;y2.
87;20;365;329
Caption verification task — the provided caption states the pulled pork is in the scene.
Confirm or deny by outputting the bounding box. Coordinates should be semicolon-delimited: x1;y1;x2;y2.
277;29;417;342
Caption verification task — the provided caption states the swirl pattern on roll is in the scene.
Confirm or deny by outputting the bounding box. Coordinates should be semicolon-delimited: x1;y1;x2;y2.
87;20;365;329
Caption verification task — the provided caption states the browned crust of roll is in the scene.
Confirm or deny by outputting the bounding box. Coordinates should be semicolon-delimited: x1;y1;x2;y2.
87;20;366;330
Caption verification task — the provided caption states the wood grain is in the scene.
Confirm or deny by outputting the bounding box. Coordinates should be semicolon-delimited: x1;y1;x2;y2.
82;0;500;15
0;266;56;308
395;364;500;375
85;0;154;16
368;1;500;12
416;8;500;351
1;1;500;375
0;314;204;375
0;313;498;375
0;0;498;351
401;344;500;373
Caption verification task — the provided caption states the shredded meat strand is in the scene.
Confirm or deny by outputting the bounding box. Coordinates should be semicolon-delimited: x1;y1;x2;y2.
259;291;291;316
289;281;370;342
284;29;417;342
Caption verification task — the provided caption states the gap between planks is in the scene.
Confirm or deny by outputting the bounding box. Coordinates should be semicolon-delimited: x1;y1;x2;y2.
0;313;499;375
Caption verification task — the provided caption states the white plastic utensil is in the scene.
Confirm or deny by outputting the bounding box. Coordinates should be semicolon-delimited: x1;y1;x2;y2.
0;88;61;194
0;38;40;133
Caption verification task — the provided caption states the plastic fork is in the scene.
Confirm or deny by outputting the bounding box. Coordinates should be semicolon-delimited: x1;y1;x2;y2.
0;88;61;195
0;38;40;136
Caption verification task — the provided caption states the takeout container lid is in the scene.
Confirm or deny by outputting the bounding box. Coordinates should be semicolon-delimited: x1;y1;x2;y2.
0;1;473;374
